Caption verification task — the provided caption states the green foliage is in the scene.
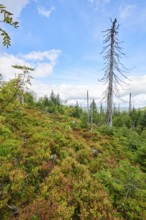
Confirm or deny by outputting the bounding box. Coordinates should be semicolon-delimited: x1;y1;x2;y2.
0;85;146;219
0;4;19;47
24;91;36;107
94;160;146;220
0;66;33;115
69;102;83;118
99;125;114;135
37;91;64;114
113;112;132;128
0;79;22;114
80;111;89;128
136;145;146;172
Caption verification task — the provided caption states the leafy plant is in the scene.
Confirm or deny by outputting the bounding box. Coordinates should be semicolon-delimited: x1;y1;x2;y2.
0;4;19;47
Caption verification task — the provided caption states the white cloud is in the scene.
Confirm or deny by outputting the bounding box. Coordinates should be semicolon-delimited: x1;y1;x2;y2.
34;63;54;78
87;0;110;5
22;50;61;78
30;75;146;108
119;4;136;19
21;50;61;63
30;80;105;104
37;6;55;18
0;53;30;80
14;70;146;107
0;0;30;19
0;49;61;80
117;5;146;30
112;75;146;108
124;75;146;97
86;0;111;13
87;0;94;3
1;51;146;108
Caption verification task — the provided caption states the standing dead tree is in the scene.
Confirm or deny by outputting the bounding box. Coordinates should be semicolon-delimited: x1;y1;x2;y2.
87;90;90;124
129;93;132;114
100;18;128;127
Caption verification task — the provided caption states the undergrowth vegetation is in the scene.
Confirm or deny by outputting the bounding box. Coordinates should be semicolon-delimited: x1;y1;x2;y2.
0;78;146;220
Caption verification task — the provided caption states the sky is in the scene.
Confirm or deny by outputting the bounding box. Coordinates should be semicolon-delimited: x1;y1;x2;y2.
0;0;146;108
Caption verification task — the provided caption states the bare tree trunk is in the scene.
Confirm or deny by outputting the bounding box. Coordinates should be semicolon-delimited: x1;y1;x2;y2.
100;102;103;114
100;18;128;127
21;93;24;105
106;19;117;128
87;90;90;124
129;93;132;114
118;104;120;113
90;99;93;131
113;104;116;114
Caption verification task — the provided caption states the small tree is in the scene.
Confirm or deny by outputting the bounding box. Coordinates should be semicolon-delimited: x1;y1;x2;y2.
71;101;82;118
100;18;128;128
0;66;33;115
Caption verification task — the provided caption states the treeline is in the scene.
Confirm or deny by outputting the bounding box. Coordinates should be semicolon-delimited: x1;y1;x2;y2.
36;92;146;133
1;74;146;133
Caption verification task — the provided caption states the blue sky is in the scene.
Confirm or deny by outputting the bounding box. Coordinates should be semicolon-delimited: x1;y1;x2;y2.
0;0;146;107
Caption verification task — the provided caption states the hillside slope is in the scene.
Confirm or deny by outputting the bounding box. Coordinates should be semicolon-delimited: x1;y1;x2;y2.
0;107;146;220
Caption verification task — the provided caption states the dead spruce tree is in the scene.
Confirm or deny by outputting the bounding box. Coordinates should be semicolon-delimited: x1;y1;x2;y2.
100;18;128;128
